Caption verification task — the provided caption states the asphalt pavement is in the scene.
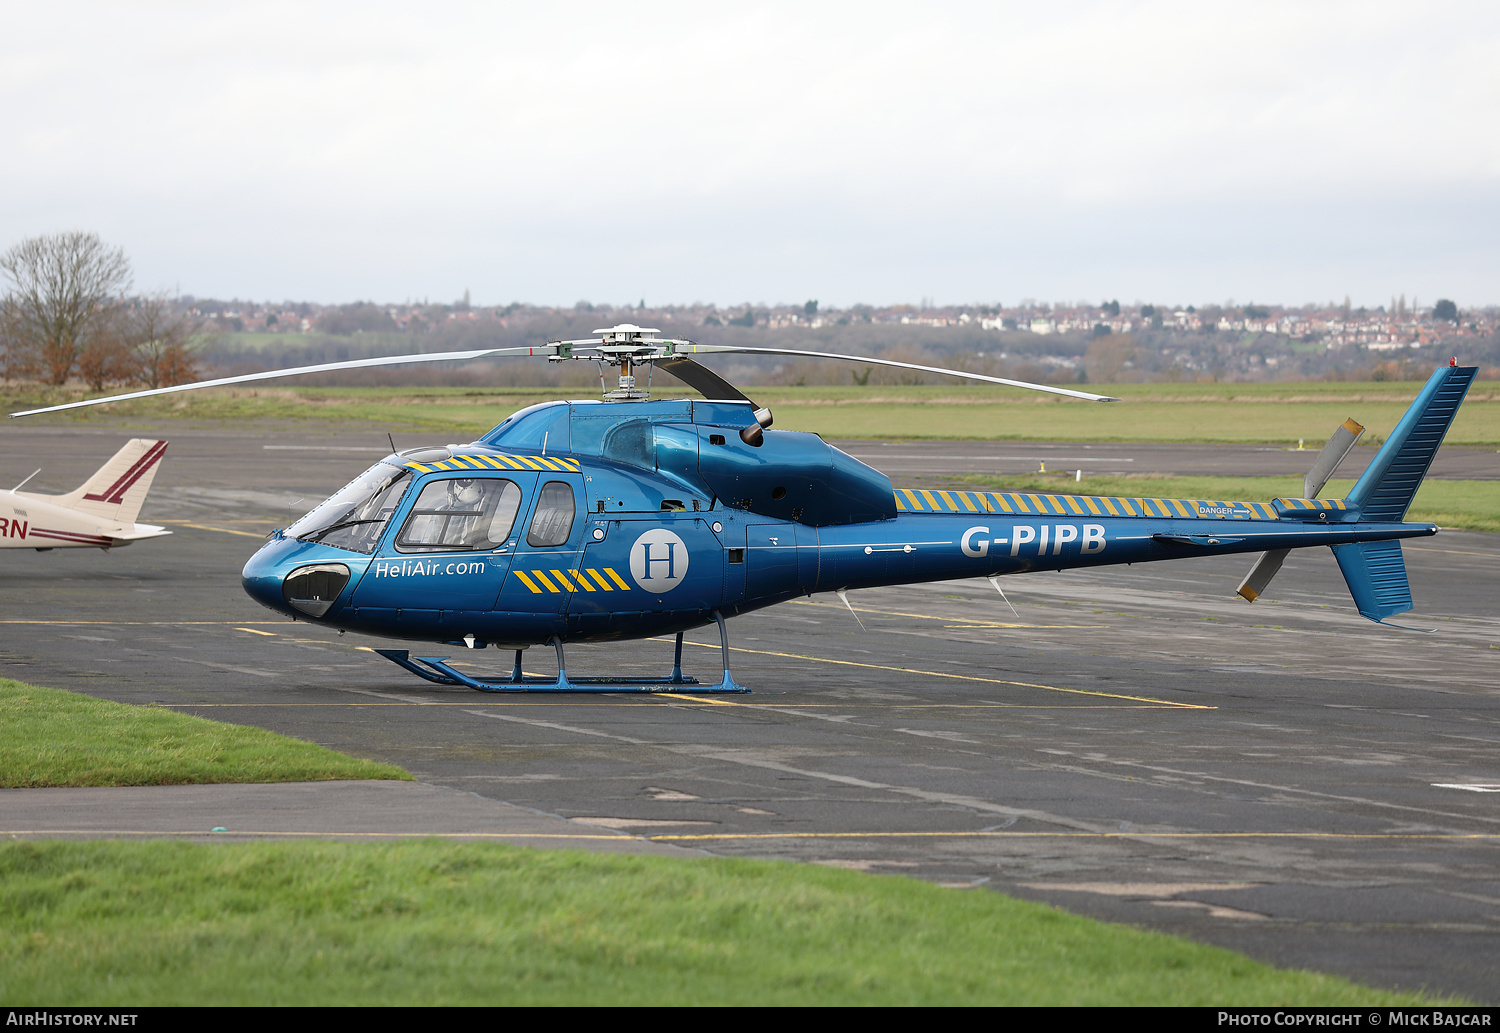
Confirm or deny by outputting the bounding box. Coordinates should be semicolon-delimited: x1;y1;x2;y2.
2;423;1498;1001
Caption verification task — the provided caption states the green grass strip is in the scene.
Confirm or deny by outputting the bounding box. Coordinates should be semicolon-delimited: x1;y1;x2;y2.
0;679;409;787
7;381;1499;444
953;475;1500;534
0;839;1452;1006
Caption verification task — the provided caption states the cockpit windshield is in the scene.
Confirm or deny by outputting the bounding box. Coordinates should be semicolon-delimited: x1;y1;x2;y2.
286;461;411;554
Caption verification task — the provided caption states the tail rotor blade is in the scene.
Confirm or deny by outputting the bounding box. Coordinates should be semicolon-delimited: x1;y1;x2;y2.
1237;549;1289;603
1303;418;1364;499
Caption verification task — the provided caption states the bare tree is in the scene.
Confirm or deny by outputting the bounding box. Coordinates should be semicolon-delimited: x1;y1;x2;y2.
0;232;131;384
118;292;209;389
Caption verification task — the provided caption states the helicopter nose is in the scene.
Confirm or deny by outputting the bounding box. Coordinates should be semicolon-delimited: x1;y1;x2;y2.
241;546;290;613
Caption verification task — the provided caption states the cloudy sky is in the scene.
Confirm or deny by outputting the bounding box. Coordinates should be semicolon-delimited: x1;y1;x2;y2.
3;2;1497;308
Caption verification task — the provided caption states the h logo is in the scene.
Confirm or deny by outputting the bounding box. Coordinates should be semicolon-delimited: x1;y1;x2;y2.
628;528;690;593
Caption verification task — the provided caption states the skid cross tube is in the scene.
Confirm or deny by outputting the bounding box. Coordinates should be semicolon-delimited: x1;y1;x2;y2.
373;617;749;694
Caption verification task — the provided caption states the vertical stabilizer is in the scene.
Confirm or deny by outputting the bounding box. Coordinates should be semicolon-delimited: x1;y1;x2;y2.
1332;540;1414;623
48;439;169;524
1347;364;1476;521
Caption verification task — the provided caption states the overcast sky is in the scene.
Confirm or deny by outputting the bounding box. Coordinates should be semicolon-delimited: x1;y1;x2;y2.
3;2;1497;308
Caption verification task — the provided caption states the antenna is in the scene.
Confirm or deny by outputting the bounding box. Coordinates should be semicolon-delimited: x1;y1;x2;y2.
387;433;397;453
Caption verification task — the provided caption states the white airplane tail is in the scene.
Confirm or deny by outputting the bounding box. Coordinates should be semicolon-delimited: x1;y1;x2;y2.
53;439;169;525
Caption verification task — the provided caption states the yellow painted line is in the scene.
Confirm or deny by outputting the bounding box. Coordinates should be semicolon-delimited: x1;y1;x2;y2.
894;494;908;511
0;620;287;626
900;488;923;511
1082;496;1103;516
549;569;576;591
942;624;1109;629
515;456;546;470
586;568;615;591
936;490;958;511
569;569;595;591
235;627;277;636
958;492;978;513
669;637;1206;708
531;569;562;593
604;568;631;590
1170;498;1192;518
534;456;565;471
1010;494;1031;514
990;493;1012;513
155;521;265;538
1406;545;1500;559
1064;495;1086;516
512;570;544;594
647;830;1500;843
494;455;526;469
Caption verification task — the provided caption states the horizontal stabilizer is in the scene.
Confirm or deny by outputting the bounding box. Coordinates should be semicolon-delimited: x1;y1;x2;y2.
1331;540;1413;623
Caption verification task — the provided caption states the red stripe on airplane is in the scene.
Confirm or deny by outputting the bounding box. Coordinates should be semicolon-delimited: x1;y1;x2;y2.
83;440;167;504
31;527;114;545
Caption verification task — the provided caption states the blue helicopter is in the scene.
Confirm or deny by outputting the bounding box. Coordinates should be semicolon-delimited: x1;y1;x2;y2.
12;325;1477;694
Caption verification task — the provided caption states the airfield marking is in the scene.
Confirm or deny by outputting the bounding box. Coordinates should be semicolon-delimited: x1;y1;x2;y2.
155;520;266;538
789;598;1104;628
645;830;1500;843
1405;545;1500;560
658;637;1209;708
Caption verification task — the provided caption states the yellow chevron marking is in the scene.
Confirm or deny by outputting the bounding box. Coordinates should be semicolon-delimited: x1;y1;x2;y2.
1024;494;1048;514
894;494;908;511
535;456;565;471
1064;495;1086;515
549;569;576;590
958;492;978;512
937;490;958;511
1083;496;1103;516
991;493;1012;513
604;568;631;590
586;569;615;591
515;456;546;470
406;463;432;473
900;489;923;511
1170;498;1192;518
531;569;561;593
568;569;595;591
513;570;544;594
919;489;942;510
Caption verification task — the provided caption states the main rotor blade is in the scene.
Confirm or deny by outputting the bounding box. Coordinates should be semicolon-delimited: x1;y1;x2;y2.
8;346;555;418
654;357;756;405
674;344;1119;402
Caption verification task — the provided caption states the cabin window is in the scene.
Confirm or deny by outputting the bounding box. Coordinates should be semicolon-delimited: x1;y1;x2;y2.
288;463;411;555
396;478;523;552
527;481;576;548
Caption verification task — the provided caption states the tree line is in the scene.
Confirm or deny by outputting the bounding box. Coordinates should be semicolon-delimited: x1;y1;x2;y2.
0;232;209;390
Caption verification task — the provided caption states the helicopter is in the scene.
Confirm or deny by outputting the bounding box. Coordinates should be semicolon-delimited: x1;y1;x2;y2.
1;438;170;551
11;325;1477;693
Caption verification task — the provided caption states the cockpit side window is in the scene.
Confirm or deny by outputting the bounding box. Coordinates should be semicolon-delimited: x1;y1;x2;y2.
396;477;523;552
526;480;576;548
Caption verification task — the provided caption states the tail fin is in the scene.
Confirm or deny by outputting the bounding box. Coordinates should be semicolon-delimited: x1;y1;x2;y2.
54;439;169;524
1332;540;1416;624
1347;363;1476;521
1330;362;1476;626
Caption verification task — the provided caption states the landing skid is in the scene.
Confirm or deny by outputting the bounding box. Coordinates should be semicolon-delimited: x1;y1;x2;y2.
374;611;750;694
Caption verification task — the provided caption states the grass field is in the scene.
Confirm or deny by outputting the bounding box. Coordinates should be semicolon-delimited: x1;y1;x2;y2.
6;380;1499;444
0;678;408;787
953;474;1500;533
0;838;1450;1006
